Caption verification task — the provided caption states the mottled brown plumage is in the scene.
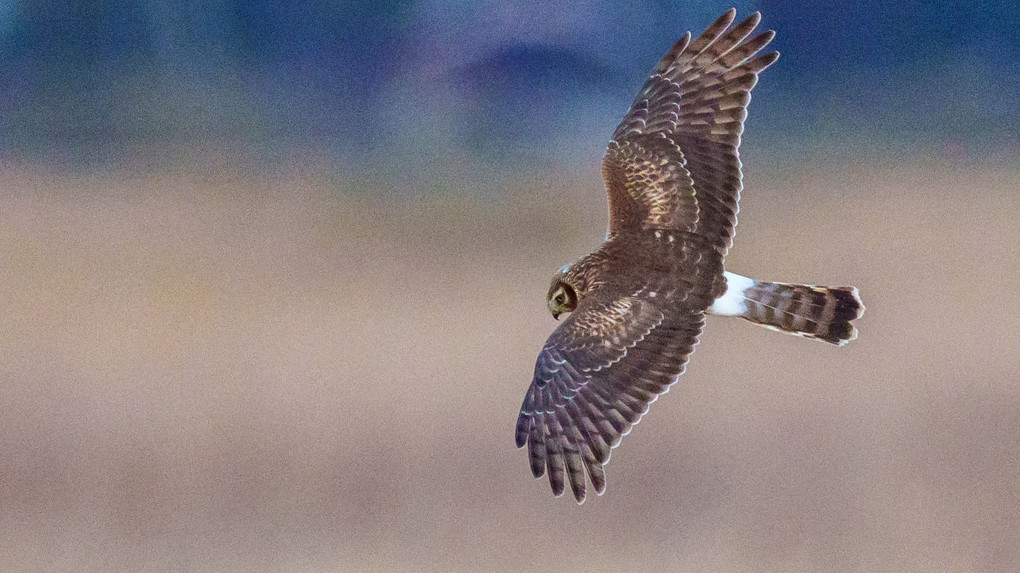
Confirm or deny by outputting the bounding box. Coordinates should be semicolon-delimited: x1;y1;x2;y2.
516;10;864;503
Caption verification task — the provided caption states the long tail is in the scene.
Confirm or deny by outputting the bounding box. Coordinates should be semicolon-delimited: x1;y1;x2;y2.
708;272;865;345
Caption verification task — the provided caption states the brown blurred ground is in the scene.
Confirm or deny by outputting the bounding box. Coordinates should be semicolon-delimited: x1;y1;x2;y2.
1;157;1018;572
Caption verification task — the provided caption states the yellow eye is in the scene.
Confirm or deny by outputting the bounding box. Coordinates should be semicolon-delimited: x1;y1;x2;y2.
548;284;576;315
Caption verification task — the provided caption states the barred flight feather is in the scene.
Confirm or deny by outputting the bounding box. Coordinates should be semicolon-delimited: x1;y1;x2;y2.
515;10;862;504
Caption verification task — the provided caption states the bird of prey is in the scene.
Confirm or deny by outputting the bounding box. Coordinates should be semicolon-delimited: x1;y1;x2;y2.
515;9;865;503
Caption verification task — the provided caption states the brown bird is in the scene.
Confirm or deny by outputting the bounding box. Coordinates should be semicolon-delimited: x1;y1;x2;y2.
515;9;865;503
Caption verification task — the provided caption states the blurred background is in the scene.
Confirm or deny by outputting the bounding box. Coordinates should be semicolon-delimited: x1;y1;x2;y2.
1;1;1018;571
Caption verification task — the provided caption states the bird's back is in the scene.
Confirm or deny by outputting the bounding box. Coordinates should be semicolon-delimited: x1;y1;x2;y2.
590;230;724;310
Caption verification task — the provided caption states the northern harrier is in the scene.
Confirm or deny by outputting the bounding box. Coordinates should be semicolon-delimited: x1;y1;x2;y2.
515;10;864;503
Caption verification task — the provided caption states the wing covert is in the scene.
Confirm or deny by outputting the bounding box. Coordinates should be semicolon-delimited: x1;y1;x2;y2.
602;9;778;253
602;132;698;234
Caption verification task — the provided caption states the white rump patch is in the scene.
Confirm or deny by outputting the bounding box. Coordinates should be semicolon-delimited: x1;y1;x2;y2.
708;271;757;316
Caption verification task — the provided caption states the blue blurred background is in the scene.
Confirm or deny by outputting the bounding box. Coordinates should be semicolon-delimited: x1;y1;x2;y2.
1;1;1017;173
2;3;1019;572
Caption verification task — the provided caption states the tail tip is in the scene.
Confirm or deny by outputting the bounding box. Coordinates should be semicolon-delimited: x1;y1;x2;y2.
848;286;865;319
833;325;859;347
827;286;864;345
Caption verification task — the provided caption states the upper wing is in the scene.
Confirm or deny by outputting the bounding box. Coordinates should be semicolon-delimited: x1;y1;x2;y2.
515;294;704;503
603;9;778;254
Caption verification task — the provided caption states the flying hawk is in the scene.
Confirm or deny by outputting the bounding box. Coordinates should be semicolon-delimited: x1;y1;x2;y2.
515;9;864;503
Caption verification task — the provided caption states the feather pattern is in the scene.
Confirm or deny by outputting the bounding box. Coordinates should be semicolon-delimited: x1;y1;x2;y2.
516;277;706;502
603;8;778;255
516;10;788;504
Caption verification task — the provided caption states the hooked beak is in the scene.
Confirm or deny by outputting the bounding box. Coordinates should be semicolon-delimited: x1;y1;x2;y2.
552;312;561;320
548;300;560;320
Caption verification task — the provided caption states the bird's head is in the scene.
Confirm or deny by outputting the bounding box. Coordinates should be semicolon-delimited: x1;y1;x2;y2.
546;264;580;320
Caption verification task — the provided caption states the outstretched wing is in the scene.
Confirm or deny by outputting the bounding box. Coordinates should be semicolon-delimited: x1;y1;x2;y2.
515;294;703;503
603;9;778;254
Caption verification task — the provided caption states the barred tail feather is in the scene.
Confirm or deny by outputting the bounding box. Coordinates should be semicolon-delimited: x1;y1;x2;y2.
709;271;865;345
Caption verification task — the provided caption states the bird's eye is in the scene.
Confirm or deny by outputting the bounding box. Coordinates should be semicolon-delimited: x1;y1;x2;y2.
555;294;565;305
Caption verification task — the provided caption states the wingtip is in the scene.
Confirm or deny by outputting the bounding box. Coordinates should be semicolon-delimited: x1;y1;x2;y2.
761;50;781;68
530;460;545;479
713;8;738;30
514;412;530;448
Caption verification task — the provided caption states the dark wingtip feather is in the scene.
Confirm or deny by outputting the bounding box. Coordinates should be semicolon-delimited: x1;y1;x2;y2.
515;412;530;448
545;432;567;496
654;31;692;75
753;50;780;72
735;11;762;36
589;463;607;496
690;9;738;54
714;8;738;31
549;465;566;497
568;465;587;504
530;458;545;479
527;417;546;478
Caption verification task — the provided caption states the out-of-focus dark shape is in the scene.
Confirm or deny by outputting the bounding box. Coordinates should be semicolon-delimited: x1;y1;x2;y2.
0;1;1017;172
